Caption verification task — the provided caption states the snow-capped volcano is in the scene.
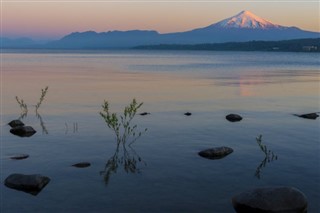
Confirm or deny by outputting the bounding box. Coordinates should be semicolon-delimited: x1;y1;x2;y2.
214;10;281;29
48;10;319;48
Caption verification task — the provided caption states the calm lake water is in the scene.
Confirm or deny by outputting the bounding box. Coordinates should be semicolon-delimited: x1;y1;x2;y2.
1;50;319;212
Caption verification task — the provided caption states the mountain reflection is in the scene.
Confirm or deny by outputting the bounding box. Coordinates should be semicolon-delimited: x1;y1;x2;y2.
100;143;146;185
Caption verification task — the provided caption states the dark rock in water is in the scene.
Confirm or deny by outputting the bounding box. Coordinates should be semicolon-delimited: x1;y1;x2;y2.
8;120;25;128
72;162;91;168
184;112;192;116
4;173;50;196
198;146;233;160
10;126;36;137
10;154;29;160
296;113;319;120
232;186;308;213
226;114;243;122
140;112;150;116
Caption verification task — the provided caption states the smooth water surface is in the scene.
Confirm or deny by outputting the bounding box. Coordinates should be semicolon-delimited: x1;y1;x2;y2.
1;50;320;212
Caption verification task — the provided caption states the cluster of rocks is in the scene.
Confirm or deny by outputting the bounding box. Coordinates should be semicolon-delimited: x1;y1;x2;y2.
6;111;315;206
8;120;36;137
141;111;319;121
195;112;313;212
4;161;91;195
5;119;92;196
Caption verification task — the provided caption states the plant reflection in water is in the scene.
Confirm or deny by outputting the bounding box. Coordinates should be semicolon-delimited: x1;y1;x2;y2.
255;135;278;179
100;143;146;185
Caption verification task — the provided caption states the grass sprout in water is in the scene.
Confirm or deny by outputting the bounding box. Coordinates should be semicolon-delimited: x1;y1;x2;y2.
15;86;49;113
35;86;49;112
255;135;278;179
15;86;49;134
100;99;147;145
15;96;28;115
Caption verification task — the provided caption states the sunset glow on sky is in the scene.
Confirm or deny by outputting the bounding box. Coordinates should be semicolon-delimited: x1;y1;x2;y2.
2;1;319;40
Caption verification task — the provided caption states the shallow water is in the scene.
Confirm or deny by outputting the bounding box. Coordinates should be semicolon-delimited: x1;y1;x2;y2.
1;50;320;212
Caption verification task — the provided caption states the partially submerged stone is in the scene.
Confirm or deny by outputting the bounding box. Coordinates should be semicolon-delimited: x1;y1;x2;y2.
8;120;25;128
4;173;50;196
140;112;150;116
198;146;233;160
232;186;308;213
296;113;319;120
72;162;91;168
226;114;243;122
10;154;29;160
10;126;36;137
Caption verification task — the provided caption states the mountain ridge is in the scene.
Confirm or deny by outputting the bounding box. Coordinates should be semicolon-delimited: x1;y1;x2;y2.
1;10;319;49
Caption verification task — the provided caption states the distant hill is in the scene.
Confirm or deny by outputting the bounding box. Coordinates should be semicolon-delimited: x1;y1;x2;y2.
0;37;39;48
46;30;160;49
133;38;320;52
44;10;319;49
2;10;319;49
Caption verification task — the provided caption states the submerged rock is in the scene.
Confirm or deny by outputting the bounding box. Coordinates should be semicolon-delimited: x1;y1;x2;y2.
295;113;319;120
232;186;308;213
184;112;192;116
72;162;91;168
4;173;50;196
226;114;243;122
10;126;36;137
10;154;29;160
8;120;25;128
140;112;150;116
198;146;233;160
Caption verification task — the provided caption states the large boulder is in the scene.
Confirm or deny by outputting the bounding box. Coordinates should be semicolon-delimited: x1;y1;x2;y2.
232;186;308;213
4;173;50;195
10;126;36;137
226;114;243;122
8;120;25;128
198;146;233;160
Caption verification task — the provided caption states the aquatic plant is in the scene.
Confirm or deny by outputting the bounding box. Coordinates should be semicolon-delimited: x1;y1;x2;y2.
15;86;49;134
15;86;49;113
35;86;49;112
100;99;147;145
15;96;28;114
255;135;278;179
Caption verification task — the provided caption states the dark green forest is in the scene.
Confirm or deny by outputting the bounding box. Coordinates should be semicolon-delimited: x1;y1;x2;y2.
134;38;320;52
